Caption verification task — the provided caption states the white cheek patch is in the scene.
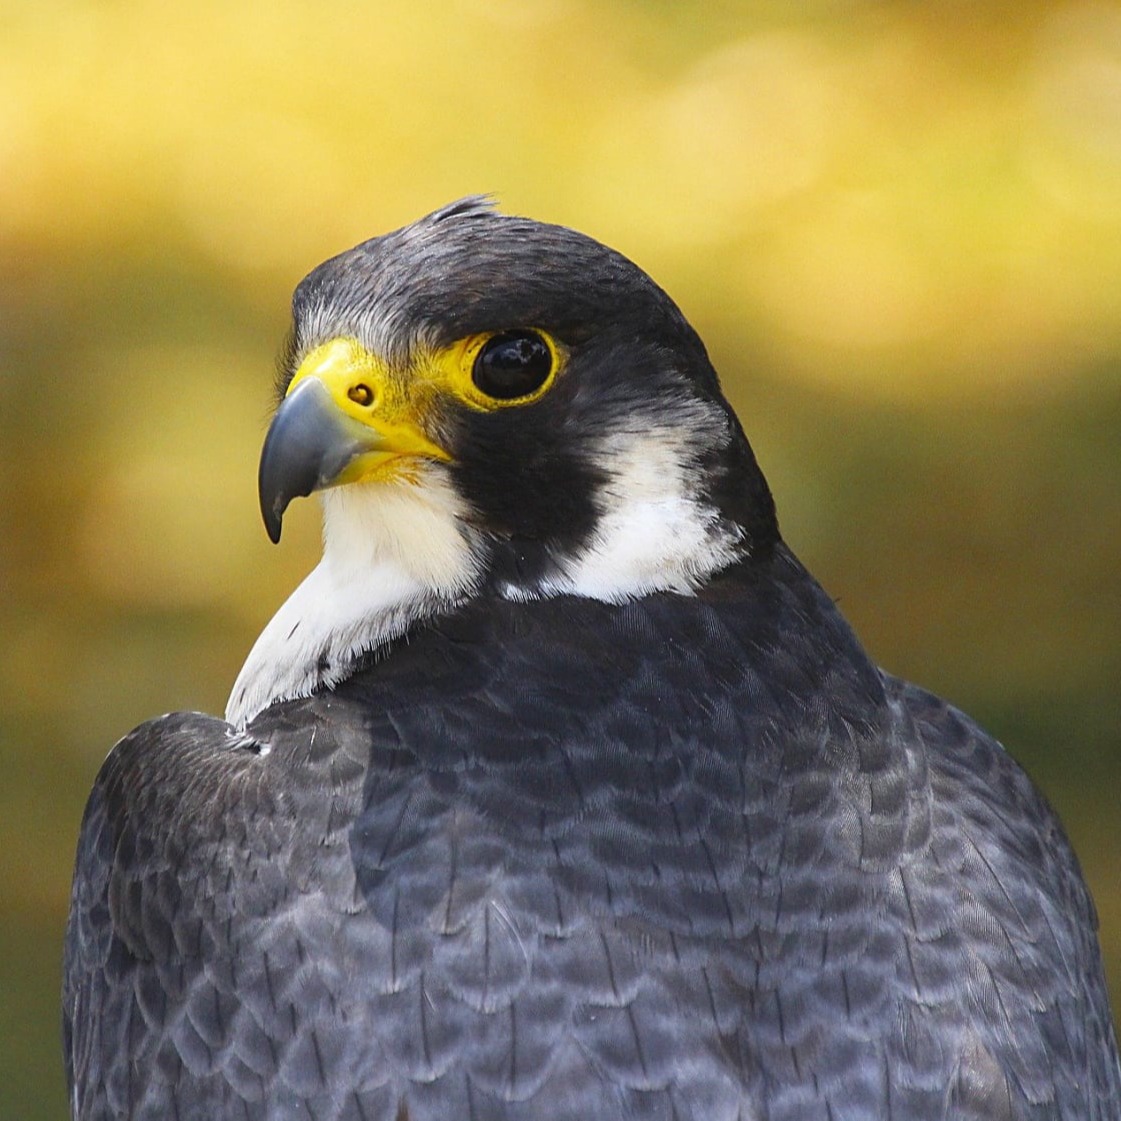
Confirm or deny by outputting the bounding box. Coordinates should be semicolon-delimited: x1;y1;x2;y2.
561;492;743;601
534;405;747;602
226;467;480;728
227;398;747;726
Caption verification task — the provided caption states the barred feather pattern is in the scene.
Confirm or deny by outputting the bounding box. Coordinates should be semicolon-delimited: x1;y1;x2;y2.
64;546;1121;1120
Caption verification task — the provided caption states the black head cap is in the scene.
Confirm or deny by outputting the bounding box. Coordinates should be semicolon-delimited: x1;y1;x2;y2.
283;199;779;580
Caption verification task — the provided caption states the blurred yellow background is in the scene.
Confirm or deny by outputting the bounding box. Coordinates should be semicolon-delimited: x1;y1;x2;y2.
3;2;1120;1116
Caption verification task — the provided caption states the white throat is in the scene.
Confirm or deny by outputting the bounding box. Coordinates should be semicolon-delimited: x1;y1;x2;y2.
226;469;480;728
226;414;747;728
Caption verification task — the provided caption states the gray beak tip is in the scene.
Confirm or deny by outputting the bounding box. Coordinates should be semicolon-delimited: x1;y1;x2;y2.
256;378;376;545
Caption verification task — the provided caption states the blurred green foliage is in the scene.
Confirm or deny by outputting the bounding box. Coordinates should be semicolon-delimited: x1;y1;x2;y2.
2;2;1120;1117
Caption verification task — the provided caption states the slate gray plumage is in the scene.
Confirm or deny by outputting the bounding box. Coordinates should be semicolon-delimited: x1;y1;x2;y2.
64;201;1121;1119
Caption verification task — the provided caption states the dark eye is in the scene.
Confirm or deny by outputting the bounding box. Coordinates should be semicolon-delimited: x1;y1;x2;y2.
472;331;554;400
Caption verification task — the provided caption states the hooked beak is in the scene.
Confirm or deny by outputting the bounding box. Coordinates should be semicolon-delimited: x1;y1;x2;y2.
258;339;450;543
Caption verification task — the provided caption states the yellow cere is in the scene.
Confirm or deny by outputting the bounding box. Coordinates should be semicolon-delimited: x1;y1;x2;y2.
287;337;452;483
286;338;396;415
282;331;563;486
291;331;564;420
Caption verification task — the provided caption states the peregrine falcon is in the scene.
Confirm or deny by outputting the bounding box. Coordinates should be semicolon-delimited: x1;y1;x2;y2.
64;198;1121;1120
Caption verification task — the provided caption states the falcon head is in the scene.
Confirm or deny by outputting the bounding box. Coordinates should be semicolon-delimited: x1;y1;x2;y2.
228;198;777;726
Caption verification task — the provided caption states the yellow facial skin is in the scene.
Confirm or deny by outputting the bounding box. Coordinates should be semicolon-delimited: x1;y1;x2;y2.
259;331;563;541
284;338;452;487
432;330;562;413
284;331;563;482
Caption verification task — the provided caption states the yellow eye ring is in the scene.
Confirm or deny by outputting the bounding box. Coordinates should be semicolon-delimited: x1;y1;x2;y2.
443;329;563;411
471;330;554;400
